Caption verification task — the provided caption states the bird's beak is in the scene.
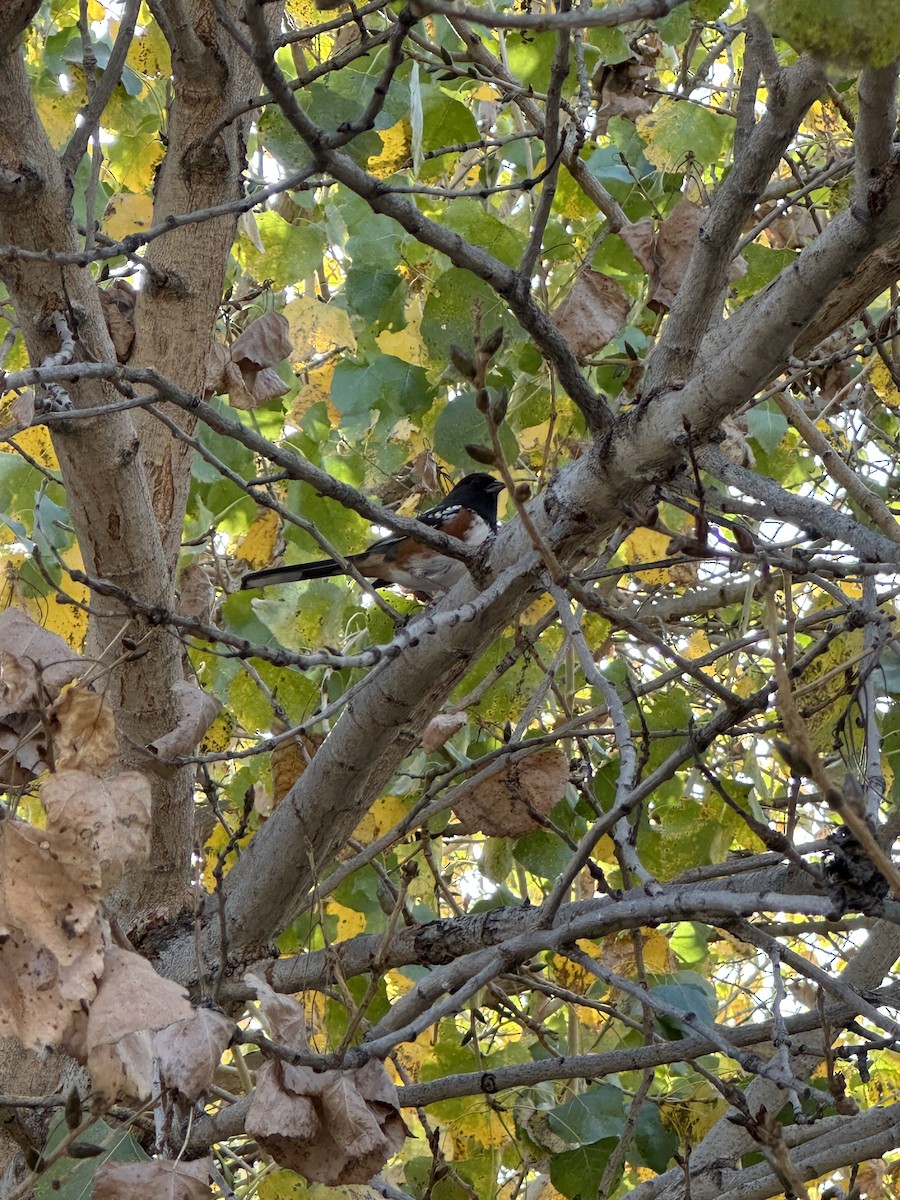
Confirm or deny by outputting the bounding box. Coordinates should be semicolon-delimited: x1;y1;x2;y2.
488;479;505;494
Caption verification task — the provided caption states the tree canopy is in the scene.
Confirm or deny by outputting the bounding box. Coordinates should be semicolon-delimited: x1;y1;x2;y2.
2;1;900;1198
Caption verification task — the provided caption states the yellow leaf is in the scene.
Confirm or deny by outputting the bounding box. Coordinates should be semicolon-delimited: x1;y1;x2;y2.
455;1105;509;1148
283;297;356;362
550;948;595;995
286;0;319;23
199;710;237;753
35;79;87;149
43;546;89;651
326;900;367;939
291;361;340;426
377;321;428;366
3;424;59;470
235;509;282;569
126;19;172;78
352;793;408;844
203;821;253;890
623;527;672;585
368;119;411;178
471;83;500;100
870;359;900;407
103;192;154;242
108;131;165;193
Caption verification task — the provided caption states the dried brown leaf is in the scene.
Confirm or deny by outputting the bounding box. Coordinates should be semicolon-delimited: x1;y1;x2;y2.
175;563;216;622
0;915;104;1050
88;1028;154;1101
453;748;569;837
246;1057;405;1186
48;684;118;773
0;609;81;714
621;199;746;313
147;681;221;761
92;1157;212;1200
204;341;230;400
248;1059;321;1140
0;816;103;963
552;271;630;361
231;311;293;368
153;1008;233;1102
421;712;467;753
42;770;151;890
87;946;192;1051
247;972;310;1048
10;390;35;428
99;279;136;362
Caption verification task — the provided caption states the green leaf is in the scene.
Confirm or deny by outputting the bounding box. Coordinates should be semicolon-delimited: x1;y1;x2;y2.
669;921;712;966
344;266;404;328
433;390;519;469
547;1085;626;1145
331;354;431;422
649;980;717;1035
733;243;797;300
637;97;732;172
747;400;789;453
513;829;572;881
442;200;524;268
235;210;327;289
422;268;519;364
633;1101;679;1171
35;1117;147;1200
657;4;692;43
550;1140;618;1200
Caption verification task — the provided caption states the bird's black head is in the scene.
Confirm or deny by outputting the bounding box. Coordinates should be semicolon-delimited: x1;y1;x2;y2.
446;473;505;527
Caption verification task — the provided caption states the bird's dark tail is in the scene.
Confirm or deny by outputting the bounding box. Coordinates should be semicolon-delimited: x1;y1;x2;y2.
240;557;348;589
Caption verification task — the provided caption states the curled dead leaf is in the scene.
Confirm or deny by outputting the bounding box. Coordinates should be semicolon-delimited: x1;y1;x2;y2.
91;1158;212;1200
245;973;407;1184
176;562;216;622
453;748;569;837
154;1007;233;1102
620;198;746;313
42;769;151;890
49;683;118;773
147;681;221;761
552;271;630;362
421;712;467;753
98;279;136;362
271;731;325;808
205;312;292;409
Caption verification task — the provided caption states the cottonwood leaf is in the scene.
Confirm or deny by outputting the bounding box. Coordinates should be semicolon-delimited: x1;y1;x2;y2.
0;608;81;713
0;815;103;963
0;915;105;1049
230;311;293;369
48;683;118;773
153;1008;233;1102
91;1157;212;1199
87;946;192;1051
89;1028;154;1101
42;770;151;890
247;973;311;1047
620;198;745;312
552;271;630;361
421;712;467;753
176;563;216;622
636;97;731;173
99;278;137;361
147;681;221;761
453;748;569;837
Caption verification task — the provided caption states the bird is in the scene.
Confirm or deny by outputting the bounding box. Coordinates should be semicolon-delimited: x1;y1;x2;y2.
240;473;505;597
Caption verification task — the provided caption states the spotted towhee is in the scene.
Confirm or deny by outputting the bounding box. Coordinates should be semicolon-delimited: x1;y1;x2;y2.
241;473;505;597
